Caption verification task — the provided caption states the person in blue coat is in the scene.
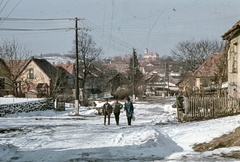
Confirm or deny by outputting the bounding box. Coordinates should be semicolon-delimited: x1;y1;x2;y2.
124;96;134;125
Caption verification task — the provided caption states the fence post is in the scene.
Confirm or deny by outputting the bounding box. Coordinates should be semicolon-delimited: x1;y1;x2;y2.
176;96;180;121
54;98;57;109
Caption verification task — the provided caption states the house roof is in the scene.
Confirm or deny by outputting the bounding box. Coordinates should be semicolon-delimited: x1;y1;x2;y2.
19;57;57;79
0;59;7;66
108;73;128;84
145;73;160;82
5;60;28;77
193;53;224;77
32;58;57;78
222;20;240;40
104;63;128;74
56;64;74;75
176;72;195;87
142;66;164;74
169;76;181;85
0;59;11;77
55;66;74;79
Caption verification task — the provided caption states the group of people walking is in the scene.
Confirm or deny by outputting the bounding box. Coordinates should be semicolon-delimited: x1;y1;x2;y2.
102;96;134;126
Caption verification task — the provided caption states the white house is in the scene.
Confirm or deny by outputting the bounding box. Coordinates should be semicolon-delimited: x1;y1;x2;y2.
222;20;240;98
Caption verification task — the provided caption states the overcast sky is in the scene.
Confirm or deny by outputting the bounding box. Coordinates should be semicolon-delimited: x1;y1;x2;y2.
0;0;240;58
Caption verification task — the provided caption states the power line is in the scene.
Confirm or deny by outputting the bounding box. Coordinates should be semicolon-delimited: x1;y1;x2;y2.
0;17;75;21
0;0;22;26
0;0;10;15
83;20;132;49
108;0;115;55
81;20;133;55
0;27;72;31
0;30;65;36
144;8;166;46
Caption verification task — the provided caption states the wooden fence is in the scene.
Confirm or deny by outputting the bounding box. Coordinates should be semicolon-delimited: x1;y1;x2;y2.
177;96;240;122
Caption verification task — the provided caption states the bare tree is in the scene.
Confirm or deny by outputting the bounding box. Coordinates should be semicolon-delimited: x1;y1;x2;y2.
0;38;31;96
70;31;102;105
171;39;224;72
215;42;228;96
51;66;73;100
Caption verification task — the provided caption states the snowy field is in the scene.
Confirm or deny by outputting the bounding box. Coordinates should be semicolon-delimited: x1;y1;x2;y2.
0;97;240;161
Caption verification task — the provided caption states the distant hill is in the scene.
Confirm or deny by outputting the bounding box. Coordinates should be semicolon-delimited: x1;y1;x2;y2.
36;53;75;64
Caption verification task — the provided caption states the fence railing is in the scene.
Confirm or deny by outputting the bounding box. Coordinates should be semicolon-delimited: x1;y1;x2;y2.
177;96;240;122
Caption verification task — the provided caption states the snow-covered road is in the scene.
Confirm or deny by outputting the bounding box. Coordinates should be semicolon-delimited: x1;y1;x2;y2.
0;98;240;161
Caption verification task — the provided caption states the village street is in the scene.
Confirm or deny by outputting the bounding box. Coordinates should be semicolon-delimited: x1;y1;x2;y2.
0;98;240;161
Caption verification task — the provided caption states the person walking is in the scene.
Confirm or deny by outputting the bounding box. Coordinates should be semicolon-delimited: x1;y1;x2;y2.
112;99;123;125
102;98;113;125
124;96;134;126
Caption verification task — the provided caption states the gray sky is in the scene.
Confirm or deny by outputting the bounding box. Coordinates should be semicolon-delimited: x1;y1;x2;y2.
0;0;240;58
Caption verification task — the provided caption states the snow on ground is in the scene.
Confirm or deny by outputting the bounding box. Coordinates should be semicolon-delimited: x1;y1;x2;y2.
0;97;240;161
0;97;43;105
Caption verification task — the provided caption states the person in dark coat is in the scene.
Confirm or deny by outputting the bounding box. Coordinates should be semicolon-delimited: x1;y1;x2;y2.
102;98;113;125
124;96;134;126
112;99;123;125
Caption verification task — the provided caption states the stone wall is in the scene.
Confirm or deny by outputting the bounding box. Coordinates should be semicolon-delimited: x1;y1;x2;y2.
0;99;54;116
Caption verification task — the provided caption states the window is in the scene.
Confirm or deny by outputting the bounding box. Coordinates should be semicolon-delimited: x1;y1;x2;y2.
0;77;5;89
232;42;238;73
29;68;34;79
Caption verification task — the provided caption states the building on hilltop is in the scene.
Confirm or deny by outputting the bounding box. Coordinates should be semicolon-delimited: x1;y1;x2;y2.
143;48;159;60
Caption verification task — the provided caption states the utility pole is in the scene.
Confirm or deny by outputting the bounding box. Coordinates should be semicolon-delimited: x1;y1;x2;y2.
164;62;169;97
132;48;136;103
75;17;79;115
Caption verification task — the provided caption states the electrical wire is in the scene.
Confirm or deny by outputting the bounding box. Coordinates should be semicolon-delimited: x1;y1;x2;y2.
0;0;10;15
0;0;22;26
0;0;4;8
82;20;132;50
0;27;72;31
0;17;75;21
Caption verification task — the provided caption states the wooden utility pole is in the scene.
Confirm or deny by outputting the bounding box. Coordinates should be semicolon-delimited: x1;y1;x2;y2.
167;62;169;97
165;62;169;97
75;17;79;115
132;48;136;103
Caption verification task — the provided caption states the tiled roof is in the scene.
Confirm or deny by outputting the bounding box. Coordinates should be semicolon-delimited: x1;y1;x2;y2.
143;66;165;74
193;53;224;77
56;64;74;75
105;63;129;74
5;60;28;76
145;73;159;82
169;76;181;85
222;20;240;40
